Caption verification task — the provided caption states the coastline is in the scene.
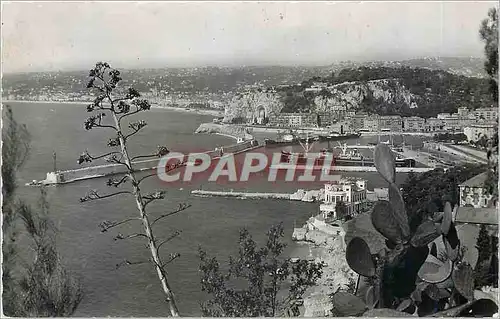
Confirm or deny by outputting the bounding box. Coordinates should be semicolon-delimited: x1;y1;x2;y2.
1;99;223;117
290;220;357;317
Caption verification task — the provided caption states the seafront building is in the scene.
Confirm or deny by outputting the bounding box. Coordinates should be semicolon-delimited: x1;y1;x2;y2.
474;107;499;122
464;123;497;142
403;116;426;132
319;178;368;220
267;113;318;128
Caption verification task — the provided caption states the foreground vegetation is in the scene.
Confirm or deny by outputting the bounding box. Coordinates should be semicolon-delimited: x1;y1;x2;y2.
2;106;83;316
333;144;497;317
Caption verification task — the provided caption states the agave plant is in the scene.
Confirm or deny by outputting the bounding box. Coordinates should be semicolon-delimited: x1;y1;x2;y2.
331;144;498;317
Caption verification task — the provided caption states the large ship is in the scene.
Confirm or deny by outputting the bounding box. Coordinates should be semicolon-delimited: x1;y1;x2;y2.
264;131;360;148
279;143;416;168
316;132;361;142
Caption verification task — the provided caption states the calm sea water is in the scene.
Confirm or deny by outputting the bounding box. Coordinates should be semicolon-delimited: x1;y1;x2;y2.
8;102;415;316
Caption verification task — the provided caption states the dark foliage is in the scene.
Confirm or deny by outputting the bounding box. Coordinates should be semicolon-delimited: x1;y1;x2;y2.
199;223;323;317
401;165;486;232
2;105;83;316
433;133;468;144
479;7;499;101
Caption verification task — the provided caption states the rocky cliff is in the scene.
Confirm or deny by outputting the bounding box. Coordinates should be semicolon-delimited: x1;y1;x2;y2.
314;79;418;113
223;78;419;123
223;91;283;124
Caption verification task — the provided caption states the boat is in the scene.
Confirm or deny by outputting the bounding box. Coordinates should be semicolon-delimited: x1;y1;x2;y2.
317;132;361;142
264;131;319;148
279;143;416;168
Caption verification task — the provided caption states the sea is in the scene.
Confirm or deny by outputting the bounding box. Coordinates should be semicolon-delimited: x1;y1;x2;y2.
7;101;424;316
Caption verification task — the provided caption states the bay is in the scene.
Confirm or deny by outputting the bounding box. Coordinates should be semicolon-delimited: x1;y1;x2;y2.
7;101;412;316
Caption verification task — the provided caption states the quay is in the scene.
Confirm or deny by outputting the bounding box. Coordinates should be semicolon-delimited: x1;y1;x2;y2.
191;189;323;202
191;190;292;200
269;164;434;173
29;140;260;185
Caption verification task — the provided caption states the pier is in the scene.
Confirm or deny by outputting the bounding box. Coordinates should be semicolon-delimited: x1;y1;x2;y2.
191;190;292;200
31;140;260;185
191;189;324;202
269;164;434;173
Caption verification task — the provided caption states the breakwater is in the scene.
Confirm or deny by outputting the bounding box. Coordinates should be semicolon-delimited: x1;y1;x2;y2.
33;140;260;185
195;123;253;140
269;164;434;173
191;189;324;202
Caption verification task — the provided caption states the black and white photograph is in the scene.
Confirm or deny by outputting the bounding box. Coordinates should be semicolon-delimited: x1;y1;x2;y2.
1;1;499;317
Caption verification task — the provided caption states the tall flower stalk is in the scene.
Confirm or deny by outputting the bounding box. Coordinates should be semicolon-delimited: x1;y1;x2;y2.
79;62;189;316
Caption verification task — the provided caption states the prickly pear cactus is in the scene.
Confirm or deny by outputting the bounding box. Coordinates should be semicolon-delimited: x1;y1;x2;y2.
334;144;498;317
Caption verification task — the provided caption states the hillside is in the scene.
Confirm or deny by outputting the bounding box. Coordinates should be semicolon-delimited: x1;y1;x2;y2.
277;66;495;118
2;57;487;98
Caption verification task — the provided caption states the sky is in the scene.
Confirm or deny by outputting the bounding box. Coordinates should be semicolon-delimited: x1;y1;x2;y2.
1;1;498;73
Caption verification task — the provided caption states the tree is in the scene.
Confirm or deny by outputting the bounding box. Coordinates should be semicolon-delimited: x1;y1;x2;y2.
479;7;498;101
401;164;485;232
2;106;30;315
479;8;499;198
80;62;190;316
2;105;83;316
474;224;495;288
199;223;324;317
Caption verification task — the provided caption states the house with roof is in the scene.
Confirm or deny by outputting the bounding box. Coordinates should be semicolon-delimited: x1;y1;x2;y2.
458;172;497;209
449;172;499;267
418;172;499;270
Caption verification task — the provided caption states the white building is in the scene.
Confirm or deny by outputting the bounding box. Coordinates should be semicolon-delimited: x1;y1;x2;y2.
319;178;367;219
474;108;498;122
463;123;497;142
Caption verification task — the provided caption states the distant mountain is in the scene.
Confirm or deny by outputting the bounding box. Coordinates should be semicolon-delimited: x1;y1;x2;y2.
2;57;488;100
325;57;487;78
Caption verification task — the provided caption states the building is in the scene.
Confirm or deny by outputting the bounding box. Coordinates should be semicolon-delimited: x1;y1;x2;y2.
474;108;499;122
458;172;497;208
363;115;380;132
319;178;367;219
454;172;498;247
403;116;426;132
330;120;353;134
463;123;497;142
379;115;403;132
317;112;335;128
348;114;367;132
457;107;469;117
424;118;444;132
268;113;318;128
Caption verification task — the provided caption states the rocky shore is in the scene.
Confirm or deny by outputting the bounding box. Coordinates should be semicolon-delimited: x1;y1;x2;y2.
291;221;357;317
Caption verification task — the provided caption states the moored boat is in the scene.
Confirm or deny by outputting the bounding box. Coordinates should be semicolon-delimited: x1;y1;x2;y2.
317;132;361;142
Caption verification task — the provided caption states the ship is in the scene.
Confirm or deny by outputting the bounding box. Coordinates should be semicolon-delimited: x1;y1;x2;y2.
317;132;361;142
264;131;319;148
279;143;416;168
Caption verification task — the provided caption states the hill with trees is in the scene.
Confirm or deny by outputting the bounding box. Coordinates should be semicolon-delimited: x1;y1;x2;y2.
277;66;496;118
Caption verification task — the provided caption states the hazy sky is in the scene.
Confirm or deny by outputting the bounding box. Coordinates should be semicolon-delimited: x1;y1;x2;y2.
2;1;497;73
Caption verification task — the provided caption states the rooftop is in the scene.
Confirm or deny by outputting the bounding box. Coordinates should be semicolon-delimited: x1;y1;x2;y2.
455;206;499;225
458;172;488;188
